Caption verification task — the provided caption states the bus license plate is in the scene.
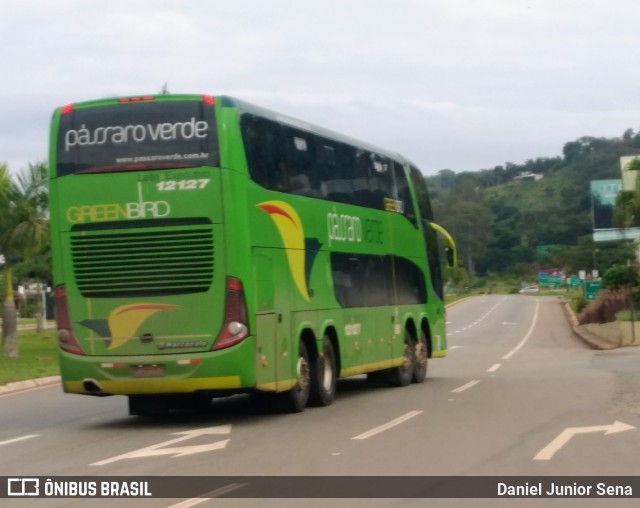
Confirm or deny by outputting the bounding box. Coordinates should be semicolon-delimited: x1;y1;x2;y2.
133;365;165;378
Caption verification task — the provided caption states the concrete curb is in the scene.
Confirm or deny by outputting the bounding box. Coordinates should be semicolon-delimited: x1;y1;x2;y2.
562;300;619;350
0;376;61;395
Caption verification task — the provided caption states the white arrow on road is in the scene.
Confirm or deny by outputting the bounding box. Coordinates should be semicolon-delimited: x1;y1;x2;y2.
534;421;636;461
91;425;231;466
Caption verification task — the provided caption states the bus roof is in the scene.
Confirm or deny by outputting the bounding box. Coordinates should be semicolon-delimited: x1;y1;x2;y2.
220;95;409;166
55;93;417;170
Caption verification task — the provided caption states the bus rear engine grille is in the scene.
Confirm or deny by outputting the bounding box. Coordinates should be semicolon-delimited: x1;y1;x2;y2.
71;228;214;298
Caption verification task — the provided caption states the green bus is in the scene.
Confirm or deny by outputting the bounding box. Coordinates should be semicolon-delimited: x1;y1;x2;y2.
49;94;456;415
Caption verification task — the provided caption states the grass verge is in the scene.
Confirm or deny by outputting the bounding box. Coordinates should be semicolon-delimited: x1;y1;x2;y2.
0;330;59;386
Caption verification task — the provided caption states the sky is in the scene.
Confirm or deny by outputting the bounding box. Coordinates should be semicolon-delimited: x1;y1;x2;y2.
2;0;640;175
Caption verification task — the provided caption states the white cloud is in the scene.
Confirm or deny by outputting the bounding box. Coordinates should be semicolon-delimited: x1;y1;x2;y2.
1;0;640;173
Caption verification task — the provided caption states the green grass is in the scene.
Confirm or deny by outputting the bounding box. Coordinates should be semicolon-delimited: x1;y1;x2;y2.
615;309;640;322
445;293;472;306
0;330;59;386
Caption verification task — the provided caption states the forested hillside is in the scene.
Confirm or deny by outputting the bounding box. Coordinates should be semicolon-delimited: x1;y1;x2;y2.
427;129;640;279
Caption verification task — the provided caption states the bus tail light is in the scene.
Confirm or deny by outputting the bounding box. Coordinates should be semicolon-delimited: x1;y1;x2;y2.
213;277;249;350
61;104;74;115
55;285;85;355
118;96;155;103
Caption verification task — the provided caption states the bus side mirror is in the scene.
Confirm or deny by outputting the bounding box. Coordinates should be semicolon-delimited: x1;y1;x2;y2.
445;247;455;268
425;219;457;268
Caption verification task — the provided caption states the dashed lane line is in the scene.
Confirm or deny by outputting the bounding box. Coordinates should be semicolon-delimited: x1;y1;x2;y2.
352;410;423;440
0;434;39;447
502;299;540;361
451;380;480;394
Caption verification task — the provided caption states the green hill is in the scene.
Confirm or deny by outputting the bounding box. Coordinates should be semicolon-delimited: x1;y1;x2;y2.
427;131;640;278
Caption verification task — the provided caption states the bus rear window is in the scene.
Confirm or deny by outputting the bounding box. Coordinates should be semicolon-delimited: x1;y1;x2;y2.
55;100;219;176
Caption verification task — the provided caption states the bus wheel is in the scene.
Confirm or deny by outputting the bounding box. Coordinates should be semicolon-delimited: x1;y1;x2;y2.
309;336;337;406
386;331;414;387
279;340;311;413
412;329;428;383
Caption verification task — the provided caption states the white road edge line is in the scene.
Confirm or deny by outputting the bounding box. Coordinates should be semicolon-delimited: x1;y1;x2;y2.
352;410;423;440
0;434;39;447
502;298;540;361
166;483;247;508
451;380;480;393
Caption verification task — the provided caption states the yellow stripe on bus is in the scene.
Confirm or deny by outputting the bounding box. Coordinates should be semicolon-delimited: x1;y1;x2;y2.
64;376;242;395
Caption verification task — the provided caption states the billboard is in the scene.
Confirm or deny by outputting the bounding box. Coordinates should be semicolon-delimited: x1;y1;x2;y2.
591;179;640;241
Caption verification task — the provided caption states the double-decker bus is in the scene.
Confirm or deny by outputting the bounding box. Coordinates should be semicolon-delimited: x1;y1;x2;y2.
49;94;456;415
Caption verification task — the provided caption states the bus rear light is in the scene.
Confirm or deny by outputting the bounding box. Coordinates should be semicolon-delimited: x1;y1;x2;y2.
54;285;85;355
213;277;249;351
101;362;126;369
202;95;215;105
61;104;74;115
177;358;203;365
119;96;155;103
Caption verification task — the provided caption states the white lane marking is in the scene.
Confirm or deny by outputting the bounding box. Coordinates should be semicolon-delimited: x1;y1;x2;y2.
449;345;463;350
166;483;247;508
0;434;39;447
534;421;636;461
92;425;231;466
449;296;507;335
352;410;423;440
502;299;540;360
487;364;502;373
451;380;480;393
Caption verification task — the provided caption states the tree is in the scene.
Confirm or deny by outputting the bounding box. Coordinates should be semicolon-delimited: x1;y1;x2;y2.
439;182;492;276
1;162;49;357
614;158;640;231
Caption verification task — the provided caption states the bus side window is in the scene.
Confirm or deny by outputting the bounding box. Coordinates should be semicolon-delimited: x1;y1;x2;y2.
325;143;357;205
286;128;324;198
369;154;393;210
330;253;392;308
392;162;417;225
421;218;444;300
242;116;268;187
266;124;289;192
242;115;290;193
288;134;311;195
353;150;373;207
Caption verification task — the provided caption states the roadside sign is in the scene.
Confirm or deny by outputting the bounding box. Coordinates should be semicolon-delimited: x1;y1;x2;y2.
538;270;562;288
583;280;603;301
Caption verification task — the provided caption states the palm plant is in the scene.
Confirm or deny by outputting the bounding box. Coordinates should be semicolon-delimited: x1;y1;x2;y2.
1;162;49;357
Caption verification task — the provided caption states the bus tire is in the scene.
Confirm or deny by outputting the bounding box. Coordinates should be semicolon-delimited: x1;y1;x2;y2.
386;330;414;387
309;336;337;407
412;329;428;383
278;340;311;413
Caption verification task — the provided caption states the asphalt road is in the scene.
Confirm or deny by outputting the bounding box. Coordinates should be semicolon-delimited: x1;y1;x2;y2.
1;295;639;507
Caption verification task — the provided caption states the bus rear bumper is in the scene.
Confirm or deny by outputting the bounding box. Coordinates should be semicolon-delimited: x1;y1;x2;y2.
59;341;256;396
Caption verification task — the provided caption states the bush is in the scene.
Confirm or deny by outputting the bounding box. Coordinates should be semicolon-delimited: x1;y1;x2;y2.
578;288;631;324
572;296;588;314
603;265;640;290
